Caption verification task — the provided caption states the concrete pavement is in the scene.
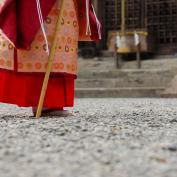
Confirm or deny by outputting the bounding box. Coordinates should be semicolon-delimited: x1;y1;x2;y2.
0;98;177;177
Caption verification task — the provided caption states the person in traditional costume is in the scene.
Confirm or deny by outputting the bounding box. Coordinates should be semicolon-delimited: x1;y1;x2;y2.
0;0;101;116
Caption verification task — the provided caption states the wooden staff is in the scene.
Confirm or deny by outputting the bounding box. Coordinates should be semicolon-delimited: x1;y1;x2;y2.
36;0;65;118
121;0;126;35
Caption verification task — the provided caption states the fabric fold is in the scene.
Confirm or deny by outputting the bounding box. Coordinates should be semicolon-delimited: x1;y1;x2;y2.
0;0;57;49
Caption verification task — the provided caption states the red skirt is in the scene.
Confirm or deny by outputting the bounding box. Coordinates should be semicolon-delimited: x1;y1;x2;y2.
0;70;75;108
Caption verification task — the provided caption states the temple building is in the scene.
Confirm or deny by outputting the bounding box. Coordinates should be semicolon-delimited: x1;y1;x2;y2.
88;0;177;56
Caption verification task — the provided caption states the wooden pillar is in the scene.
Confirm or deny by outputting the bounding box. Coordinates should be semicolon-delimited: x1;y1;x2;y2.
136;44;141;69
121;0;126;35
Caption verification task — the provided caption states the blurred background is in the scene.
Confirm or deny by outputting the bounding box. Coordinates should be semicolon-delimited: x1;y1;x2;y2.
77;0;177;98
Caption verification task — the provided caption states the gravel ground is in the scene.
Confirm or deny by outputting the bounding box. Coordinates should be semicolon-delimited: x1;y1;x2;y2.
0;98;177;177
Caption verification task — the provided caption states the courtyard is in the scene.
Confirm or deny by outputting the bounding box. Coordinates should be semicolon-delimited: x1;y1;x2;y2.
0;98;177;177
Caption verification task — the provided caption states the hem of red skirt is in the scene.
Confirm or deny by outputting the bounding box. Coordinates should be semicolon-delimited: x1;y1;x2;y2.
0;69;75;108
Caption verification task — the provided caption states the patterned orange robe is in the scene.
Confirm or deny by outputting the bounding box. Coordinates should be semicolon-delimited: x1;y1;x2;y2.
0;0;101;109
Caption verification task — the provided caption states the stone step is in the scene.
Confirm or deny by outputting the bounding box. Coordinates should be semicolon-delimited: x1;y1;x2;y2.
76;77;169;88
75;87;165;98
78;69;175;80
